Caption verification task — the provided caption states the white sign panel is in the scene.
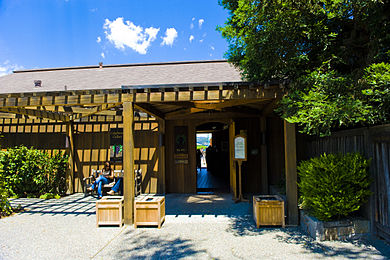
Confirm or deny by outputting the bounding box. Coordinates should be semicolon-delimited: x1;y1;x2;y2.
234;136;246;160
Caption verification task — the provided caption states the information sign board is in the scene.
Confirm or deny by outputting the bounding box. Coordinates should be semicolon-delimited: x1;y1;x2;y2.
234;135;247;161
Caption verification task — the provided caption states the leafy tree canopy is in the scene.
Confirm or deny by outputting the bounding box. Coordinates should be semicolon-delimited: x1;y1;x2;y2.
219;0;390;136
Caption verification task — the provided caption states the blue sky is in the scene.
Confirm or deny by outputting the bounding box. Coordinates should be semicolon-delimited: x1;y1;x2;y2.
0;0;230;76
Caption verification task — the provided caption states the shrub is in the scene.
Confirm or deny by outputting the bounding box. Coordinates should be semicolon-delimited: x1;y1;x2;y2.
298;153;371;221
0;146;68;198
0;169;12;217
39;193;61;200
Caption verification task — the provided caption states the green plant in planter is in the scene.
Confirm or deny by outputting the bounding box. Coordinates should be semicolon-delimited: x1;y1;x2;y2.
298;153;371;221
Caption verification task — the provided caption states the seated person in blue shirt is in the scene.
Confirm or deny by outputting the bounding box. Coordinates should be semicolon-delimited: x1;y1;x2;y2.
87;161;114;199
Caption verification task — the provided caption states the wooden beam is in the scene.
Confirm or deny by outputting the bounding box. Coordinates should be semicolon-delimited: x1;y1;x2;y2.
0;86;283;108
193;99;269;110
222;106;262;116
134;103;165;120
0;107;70;122
71;103;120;120
284;121;298;225
66;123;75;194
165;107;205;119
0;93;123;108
0;112;20;119
123;98;135;225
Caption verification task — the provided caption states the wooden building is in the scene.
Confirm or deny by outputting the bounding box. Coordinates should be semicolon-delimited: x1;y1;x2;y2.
0;60;298;225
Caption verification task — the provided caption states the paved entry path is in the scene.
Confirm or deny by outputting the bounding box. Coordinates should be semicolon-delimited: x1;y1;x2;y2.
0;193;389;260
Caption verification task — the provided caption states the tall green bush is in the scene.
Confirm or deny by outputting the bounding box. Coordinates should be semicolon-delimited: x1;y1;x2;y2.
0;146;68;198
0;169;12;217
298;153;371;221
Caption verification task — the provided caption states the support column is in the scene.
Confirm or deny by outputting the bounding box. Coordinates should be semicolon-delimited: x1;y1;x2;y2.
66;122;75;194
260;117;268;194
159;119;166;194
229;120;237;199
284;121;298;225
123;98;135;225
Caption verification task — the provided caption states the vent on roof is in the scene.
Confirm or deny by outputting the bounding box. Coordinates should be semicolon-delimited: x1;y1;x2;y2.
34;80;42;87
99;62;103;69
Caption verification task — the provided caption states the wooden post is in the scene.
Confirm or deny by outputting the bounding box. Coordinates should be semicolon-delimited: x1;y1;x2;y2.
66;122;74;194
123;98;135;225
260;117;268;194
229;120;237;199
284;121;298;225
159;119;166;194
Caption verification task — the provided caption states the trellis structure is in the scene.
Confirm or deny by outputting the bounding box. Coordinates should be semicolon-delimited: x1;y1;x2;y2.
0;60;298;225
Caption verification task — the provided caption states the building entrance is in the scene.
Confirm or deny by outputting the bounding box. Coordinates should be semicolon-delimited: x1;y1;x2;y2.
196;122;230;193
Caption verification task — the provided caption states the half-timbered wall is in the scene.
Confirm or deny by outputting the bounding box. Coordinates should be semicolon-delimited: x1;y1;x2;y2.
0;115;163;194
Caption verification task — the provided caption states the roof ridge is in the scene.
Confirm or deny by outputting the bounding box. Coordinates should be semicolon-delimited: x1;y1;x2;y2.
13;59;228;74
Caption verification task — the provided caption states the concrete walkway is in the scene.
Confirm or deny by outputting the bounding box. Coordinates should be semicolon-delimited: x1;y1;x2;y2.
0;193;389;260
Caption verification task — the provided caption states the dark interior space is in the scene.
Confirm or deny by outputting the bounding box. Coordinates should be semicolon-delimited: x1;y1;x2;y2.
196;122;230;193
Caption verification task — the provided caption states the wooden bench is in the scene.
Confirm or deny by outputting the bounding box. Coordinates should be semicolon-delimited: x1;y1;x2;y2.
83;169;142;197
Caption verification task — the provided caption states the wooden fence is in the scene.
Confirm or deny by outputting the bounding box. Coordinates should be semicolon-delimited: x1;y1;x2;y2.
301;124;390;242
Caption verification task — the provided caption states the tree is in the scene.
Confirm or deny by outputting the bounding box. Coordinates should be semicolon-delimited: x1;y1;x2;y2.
219;0;390;136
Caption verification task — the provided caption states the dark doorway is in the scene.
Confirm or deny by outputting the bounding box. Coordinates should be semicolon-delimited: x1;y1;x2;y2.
196;122;230;193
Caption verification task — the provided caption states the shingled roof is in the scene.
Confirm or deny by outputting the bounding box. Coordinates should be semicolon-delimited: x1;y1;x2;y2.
0;60;243;95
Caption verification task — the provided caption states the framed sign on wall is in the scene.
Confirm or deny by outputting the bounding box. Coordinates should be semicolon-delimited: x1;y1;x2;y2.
234;135;247;161
174;126;188;154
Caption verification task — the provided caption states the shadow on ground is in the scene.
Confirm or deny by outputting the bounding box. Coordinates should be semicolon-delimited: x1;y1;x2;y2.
226;215;275;236
165;193;250;217
110;229;207;259
9;194;96;216
275;228;390;259
227;214;390;259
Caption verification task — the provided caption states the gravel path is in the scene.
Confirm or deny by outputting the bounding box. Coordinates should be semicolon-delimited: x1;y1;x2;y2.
0;193;389;260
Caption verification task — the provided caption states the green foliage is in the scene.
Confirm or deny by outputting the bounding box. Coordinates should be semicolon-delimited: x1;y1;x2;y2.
219;0;390;136
298;153;371;221
39;193;61;200
0;169;12;217
0;146;68;198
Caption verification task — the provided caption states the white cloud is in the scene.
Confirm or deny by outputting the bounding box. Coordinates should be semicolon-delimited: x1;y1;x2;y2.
199;39;204;43
189;35;194;43
96;36;101;43
192;17;195;21
161;28;178;46
103;17;159;55
210;46;215;50
101;52;105;59
198;19;204;29
0;62;23;77
190;23;194;29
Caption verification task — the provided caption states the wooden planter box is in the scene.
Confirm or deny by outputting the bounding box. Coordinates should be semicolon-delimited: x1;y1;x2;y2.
96;196;124;227
253;195;285;228
134;195;165;228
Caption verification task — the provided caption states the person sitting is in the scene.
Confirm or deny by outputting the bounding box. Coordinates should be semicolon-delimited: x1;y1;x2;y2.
107;177;122;195
87;161;114;199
